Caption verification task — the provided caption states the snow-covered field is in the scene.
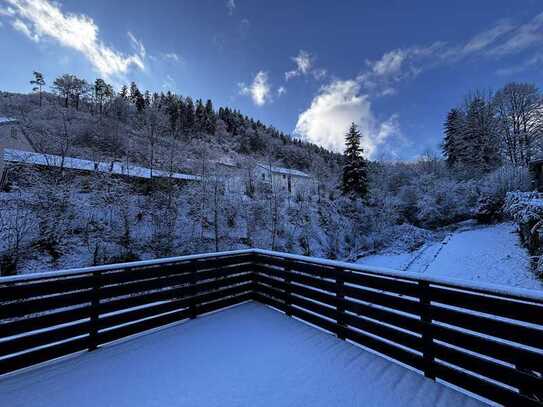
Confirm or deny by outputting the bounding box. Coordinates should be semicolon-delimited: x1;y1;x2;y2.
358;222;542;290
0;303;483;407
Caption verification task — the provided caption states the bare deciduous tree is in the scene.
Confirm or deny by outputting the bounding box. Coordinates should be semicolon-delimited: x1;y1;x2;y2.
494;83;543;165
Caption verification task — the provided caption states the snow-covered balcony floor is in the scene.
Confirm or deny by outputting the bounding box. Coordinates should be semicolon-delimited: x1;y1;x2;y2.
0;302;483;407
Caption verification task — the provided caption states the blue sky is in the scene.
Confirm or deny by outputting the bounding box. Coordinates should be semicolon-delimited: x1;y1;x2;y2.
1;0;542;160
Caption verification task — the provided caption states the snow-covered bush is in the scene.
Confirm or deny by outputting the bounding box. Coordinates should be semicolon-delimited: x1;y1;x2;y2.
504;191;543;224
504;191;543;255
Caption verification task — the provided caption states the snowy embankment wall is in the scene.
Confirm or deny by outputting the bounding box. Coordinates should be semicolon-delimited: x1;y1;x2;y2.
505;191;543;278
505;192;543;254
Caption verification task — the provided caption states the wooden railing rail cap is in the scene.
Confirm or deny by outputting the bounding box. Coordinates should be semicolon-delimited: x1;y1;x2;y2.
0;249;256;284
2;247;543;304
252;249;543;303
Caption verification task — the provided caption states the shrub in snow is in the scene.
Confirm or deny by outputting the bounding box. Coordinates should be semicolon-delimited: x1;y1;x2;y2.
504;192;543;225
474;194;505;224
504;192;543;255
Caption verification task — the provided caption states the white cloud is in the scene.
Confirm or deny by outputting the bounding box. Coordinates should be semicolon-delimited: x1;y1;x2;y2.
0;6;15;16
460;21;514;55
312;68;327;80
226;0;235;15
239;71;272;106
162;74;176;91
285;50;326;81
277;86;286;96
162;52;180;62
12;18;38;41
294;79;402;157
488;12;543;56
294;50;312;74
4;0;145;79
496;52;543;76
371;49;406;76
359;42;444;95
359;13;543;96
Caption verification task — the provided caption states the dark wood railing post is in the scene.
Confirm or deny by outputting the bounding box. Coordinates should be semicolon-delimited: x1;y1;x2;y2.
336;268;346;340
189;262;199;319
419;280;435;380
284;264;292;316
88;270;101;351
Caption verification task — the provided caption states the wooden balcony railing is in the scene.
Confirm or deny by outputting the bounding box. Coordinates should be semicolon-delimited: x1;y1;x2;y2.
1;249;542;406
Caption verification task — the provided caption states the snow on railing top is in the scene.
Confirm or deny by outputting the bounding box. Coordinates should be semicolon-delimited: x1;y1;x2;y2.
3;148;201;181
0;249;255;283
252;249;543;302
2;248;542;302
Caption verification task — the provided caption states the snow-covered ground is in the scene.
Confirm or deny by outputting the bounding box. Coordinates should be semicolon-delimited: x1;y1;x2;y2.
358;222;542;290
0;303;483;407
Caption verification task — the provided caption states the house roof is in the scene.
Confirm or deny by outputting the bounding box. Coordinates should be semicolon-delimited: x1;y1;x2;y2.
256;163;310;178
3;149;201;181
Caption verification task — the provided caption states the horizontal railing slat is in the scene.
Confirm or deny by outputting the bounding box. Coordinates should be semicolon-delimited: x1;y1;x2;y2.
0;275;94;302
432;323;543;370
0;337;89;376
433;363;541;407
0;321;91;357
431;303;543;349
433;342;543;391
0;306;92;339
429;285;543;326
98;283;252;331
0;291;93;319
99;266;251;300
99;273;252;315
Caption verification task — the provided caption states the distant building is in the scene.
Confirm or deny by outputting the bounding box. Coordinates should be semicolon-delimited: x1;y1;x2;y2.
255;163;313;194
0;116;200;189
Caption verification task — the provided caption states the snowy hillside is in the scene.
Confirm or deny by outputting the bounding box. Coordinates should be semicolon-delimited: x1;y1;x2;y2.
358;222;542;290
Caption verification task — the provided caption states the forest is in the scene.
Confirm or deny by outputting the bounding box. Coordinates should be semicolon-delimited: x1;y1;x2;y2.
0;72;536;275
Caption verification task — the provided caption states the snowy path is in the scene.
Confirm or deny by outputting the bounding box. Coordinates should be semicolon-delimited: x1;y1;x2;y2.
0;303;482;407
358;222;542;290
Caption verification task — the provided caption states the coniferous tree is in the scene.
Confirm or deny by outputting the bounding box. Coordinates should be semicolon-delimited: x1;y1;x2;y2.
52;74;76;108
30;71;45;107
194;99;206;133
119;85;128;100
341;123;368;198
204;99;216;134
129;82;143;107
442;108;464;168
94;79;113;117
184;97;195;132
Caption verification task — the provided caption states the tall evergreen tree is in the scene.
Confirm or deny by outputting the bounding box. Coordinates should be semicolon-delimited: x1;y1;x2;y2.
194;99;206;132
341;123;368;198
30;71;45;107
94;78;113;117
184;97;195;132
204;99;216;134
119;85;128;100
442;108;464;167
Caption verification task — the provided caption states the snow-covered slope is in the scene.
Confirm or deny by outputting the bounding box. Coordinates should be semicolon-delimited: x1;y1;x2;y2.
358;222;542;290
